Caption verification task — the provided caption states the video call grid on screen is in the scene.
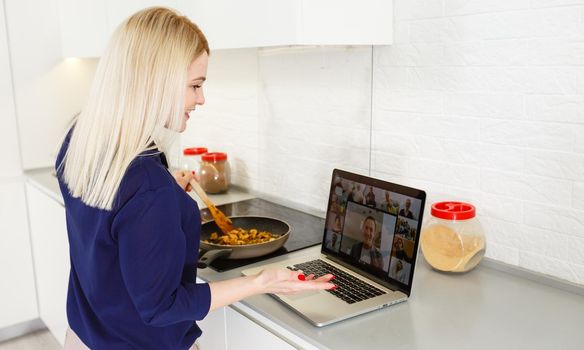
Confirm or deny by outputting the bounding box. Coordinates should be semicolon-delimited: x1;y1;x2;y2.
323;171;424;288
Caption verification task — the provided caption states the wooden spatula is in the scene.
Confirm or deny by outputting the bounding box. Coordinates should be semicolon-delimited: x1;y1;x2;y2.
189;179;234;235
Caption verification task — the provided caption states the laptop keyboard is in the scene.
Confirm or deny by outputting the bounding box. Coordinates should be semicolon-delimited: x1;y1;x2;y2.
287;259;386;304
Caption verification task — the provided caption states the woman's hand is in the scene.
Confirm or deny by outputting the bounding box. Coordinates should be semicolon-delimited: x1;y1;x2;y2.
252;268;336;295
172;170;194;192
208;269;335;311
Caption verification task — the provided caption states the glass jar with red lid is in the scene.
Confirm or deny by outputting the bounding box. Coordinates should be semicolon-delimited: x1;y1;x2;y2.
199;152;231;194
182;147;208;178
420;201;486;273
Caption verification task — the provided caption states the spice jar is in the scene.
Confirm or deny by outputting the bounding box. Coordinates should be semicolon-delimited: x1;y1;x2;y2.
182;147;208;178
420;202;486;273
199;152;230;194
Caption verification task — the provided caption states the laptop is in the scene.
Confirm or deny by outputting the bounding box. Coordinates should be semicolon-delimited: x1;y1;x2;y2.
242;169;426;327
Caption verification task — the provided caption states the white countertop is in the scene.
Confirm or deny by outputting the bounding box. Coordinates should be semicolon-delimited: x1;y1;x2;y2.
25;167;584;350
25;167;255;208
198;245;584;350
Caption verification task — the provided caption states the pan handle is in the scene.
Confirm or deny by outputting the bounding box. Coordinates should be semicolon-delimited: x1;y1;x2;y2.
197;249;232;269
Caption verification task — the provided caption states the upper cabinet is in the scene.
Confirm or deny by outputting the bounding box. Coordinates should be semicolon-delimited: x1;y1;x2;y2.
106;0;180;34
58;0;108;58
185;0;393;49
58;0;179;58
58;0;393;57
183;0;298;50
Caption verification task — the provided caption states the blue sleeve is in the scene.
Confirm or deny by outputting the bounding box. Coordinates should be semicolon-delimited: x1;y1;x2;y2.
113;186;211;327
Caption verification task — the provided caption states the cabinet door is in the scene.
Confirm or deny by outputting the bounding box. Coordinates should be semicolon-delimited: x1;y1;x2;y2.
186;0;296;50
106;0;181;33
26;183;69;346
299;0;393;45
58;0;108;57
186;0;392;49
196;306;227;350
225;307;294;350
0;181;38;329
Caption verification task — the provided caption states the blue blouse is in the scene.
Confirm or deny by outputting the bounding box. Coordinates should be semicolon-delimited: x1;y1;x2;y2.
56;135;211;350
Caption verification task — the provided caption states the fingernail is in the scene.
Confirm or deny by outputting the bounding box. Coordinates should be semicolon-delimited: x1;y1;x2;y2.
330;275;336;280
329;285;337;290
297;274;306;281
192;171;196;175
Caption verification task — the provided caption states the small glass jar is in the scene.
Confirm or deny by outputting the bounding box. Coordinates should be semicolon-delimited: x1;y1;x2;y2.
420;202;486;273
182;147;208;179
199;152;231;194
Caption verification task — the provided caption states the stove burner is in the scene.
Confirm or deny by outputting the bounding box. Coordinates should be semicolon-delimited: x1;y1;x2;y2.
198;198;324;272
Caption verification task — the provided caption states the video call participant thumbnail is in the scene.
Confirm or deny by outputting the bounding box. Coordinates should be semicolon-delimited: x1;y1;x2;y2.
350;216;383;270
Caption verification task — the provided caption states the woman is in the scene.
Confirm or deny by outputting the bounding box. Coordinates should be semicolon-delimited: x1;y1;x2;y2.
391;260;407;284
394;238;406;260
56;7;334;350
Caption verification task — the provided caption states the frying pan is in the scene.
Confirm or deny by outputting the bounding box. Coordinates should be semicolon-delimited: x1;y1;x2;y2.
198;216;291;268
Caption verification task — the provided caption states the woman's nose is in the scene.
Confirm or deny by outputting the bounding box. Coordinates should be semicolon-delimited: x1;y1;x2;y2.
197;89;205;105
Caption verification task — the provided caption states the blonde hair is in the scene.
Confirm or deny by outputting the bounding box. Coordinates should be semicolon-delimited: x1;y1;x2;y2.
59;7;209;210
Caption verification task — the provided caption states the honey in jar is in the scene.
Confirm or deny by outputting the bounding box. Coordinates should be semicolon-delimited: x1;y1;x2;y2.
199;152;231;194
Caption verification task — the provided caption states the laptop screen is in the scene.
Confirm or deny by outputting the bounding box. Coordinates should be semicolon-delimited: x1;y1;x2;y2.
322;169;426;295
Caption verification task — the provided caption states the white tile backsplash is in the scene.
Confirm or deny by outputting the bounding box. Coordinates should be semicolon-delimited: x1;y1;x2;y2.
520;226;572;260
528;37;584;66
524;150;584;181
445;93;525;119
526;94;584;123
480;217;523;248
484;242;520;266
477;193;524;223
443;0;531;16
574;182;584;210
519;250;576;282
567;236;584;265
179;2;584;284
523;202;584;237
571;262;584;285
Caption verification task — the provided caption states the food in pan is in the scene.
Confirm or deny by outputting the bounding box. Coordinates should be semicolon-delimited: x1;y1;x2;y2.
204;228;279;245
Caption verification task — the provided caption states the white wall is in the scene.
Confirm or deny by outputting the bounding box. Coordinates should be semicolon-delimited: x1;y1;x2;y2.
4;0;98;170
375;0;584;283
181;49;261;190
0;0;39;328
0;0;21;177
182;0;584;285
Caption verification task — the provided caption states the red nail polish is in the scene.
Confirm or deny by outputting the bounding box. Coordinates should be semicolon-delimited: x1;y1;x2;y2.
297;274;306;281
192;171;196;175
329;285;337;290
330;275;336;280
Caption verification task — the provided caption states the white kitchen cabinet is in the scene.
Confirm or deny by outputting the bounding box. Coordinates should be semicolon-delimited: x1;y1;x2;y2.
197;306;227;350
26;183;69;346
0;181;38;329
195;298;295;349
106;0;180;34
225;307;294;350
184;0;297;50
58;0;180;58
58;0;108;58
185;0;393;50
57;0;392;57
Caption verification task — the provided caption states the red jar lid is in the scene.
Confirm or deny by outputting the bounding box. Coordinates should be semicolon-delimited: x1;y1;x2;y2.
202;152;227;161
183;147;208;155
431;201;476;221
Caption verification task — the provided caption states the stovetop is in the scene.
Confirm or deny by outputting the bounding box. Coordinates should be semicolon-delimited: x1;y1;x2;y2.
198;198;324;272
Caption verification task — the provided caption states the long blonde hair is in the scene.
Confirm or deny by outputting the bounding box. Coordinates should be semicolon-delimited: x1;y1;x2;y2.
60;7;209;210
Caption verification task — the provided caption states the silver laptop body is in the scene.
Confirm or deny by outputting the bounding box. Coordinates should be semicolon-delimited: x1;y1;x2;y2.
242;169;426;327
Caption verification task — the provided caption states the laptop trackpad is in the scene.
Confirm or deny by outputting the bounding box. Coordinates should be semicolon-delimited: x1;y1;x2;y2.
282;290;321;300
